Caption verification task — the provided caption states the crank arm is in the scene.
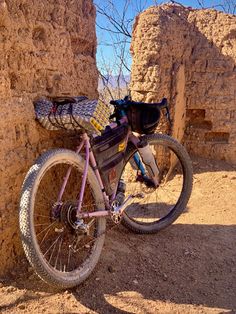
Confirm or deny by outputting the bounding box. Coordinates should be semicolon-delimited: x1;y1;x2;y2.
116;193;145;215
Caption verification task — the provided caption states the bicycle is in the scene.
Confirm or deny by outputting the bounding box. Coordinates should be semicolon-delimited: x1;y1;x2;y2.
19;95;193;289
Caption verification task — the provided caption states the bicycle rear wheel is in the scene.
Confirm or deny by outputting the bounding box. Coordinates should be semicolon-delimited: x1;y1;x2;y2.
19;149;106;289
121;134;193;234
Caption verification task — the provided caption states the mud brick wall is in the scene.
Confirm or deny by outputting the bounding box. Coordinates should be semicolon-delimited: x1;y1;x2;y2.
130;4;236;164
0;0;98;275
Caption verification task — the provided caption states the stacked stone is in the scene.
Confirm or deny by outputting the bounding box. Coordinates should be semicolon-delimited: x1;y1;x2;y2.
0;0;98;275
185;9;236;163
130;4;236;164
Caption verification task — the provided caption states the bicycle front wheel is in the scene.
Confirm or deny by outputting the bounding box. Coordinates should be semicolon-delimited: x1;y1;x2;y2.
121;134;193;234
19;149;106;289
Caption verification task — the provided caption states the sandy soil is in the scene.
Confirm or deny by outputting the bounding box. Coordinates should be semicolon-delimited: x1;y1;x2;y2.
0;156;235;314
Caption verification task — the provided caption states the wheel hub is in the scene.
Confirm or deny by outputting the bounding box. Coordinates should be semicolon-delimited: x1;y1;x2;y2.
60;201;78;230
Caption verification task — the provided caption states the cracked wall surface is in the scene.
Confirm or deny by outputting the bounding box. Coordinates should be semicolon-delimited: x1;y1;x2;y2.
130;4;236;164
0;0;98;275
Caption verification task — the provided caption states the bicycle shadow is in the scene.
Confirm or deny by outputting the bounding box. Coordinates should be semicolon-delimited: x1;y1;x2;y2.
72;223;236;313
0;222;235;313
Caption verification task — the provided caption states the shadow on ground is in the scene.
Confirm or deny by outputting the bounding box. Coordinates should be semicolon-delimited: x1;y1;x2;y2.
0;156;235;313
1;222;234;313
73;224;236;313
191;155;236;174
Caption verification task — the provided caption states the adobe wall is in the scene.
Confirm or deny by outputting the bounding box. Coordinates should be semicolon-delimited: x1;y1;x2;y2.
130;4;236;164
0;0;98;275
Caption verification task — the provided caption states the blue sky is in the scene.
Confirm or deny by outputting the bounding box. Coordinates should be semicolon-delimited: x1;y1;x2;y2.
95;0;233;75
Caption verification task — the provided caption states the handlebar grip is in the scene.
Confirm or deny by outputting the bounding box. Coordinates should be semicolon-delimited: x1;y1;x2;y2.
147;98;168;108
159;97;168;108
127;98;168;109
110;97;168;110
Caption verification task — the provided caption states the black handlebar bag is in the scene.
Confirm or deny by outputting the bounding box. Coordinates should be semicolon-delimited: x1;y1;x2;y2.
126;104;160;134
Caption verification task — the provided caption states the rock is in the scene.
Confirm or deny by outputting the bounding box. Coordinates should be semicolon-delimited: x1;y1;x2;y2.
107;266;115;273
184;249;192;256
133;279;138;285
18;304;26;310
6;286;16;293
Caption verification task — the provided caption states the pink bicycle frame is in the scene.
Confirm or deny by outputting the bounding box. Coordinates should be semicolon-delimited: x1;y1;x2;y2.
57;117;134;220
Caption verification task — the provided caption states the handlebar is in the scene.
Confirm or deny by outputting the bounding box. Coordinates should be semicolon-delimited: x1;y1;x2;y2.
110;97;168;110
110;96;171;126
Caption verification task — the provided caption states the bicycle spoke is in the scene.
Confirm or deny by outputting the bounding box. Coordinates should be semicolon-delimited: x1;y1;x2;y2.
23;151;105;286
34;214;51;218
35;223;53;227
54;236;63;270
67;245;72;272
36;221;56;237
87;218;95;229
43;234;61;257
49;234;60;264
40;225;52;246
122;138;188;227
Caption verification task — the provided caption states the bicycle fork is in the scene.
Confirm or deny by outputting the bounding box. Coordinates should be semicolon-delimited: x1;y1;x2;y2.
130;135;160;187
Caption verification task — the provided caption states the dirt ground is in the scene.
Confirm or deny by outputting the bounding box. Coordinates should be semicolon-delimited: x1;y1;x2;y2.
0;156;235;314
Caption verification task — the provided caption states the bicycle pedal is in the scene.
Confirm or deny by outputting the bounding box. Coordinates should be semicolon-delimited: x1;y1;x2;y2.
132;192;145;199
111;212;122;224
136;174;155;187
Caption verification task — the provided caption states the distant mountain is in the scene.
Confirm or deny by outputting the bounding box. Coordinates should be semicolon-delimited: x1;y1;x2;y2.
98;74;130;90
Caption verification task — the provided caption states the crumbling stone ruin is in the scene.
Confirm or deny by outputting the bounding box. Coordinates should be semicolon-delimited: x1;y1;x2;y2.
0;0;98;275
0;1;235;276
130;4;236;164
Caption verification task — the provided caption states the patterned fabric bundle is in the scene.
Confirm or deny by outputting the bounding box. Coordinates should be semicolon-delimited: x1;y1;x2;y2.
34;96;110;135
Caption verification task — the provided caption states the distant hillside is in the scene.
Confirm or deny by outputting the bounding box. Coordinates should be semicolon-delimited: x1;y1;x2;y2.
98;74;130;90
